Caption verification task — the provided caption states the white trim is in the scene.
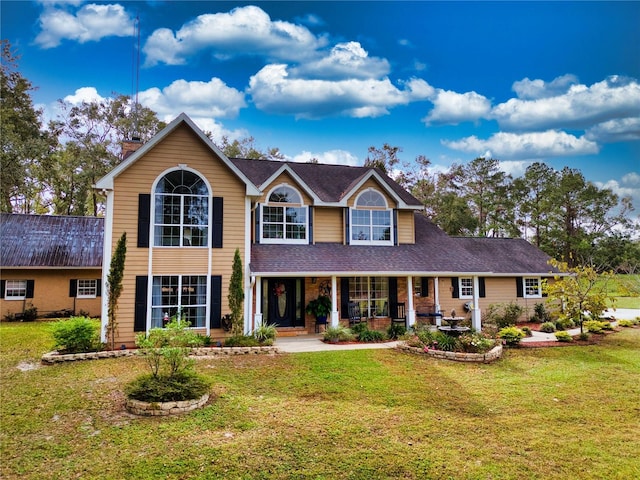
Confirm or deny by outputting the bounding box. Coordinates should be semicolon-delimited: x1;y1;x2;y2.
3;280;27;300
523;276;543;298
100;190;114;343
458;277;474;299
258;164;322;204
244;197;252;334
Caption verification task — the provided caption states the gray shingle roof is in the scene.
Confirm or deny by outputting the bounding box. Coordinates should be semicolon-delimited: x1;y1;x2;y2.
0;214;103;268
231;158;422;206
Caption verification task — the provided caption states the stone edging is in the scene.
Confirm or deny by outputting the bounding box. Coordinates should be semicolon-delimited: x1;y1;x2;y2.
41;346;279;364
397;343;502;363
126;393;210;416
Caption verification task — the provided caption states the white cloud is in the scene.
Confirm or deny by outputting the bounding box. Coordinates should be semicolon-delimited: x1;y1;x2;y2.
423;89;491;125
63;86;106;104
248;64;432;119
498;160;530;178
442;130;599;160
35;3;134;48
138;77;246;120
585;117;640;143
290;149;359;166
291;42;390;80
143;5;327;66
492;76;640;131
512;74;579;100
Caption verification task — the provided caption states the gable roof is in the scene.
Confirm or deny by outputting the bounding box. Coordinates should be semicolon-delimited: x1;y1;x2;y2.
231;158;423;208
94;113;261;196
0;214;103;268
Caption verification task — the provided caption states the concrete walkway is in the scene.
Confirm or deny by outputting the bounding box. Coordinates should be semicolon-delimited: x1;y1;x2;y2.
275;308;639;352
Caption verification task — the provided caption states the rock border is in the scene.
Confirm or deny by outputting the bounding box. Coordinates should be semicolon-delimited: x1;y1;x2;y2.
126;393;210;416
397;343;502;363
41;346;279;364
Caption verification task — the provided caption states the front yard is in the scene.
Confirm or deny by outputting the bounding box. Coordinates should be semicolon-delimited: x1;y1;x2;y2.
1;321;639;479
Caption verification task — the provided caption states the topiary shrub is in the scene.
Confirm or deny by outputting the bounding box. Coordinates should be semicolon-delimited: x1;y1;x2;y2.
51;316;102;354
540;321;556;333
497;326;526;346
554;331;573;342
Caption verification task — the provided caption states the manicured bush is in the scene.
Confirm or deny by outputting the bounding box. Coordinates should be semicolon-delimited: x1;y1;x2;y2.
617;320;634;327
352;324;386;342
555;317;575;330
584;320;607;333
224;335;260;347
540;322;556;333
554;331;573;342
497;326;526;346
51;316;102;354
600;321;614;331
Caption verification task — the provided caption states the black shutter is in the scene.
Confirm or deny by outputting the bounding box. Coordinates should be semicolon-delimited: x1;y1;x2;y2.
137;194;150;248
344;207;350;245
210;275;222;329
96;279;102;297
451;277;459;298
516;277;524;298
212;197;223;248
393;209;398;246
26;280;34;299
421;277;429;297
388;277;398;316
479;277;486;298
0;280;5;299
340;277;350;318
134;276;148;332
69;279;77;297
308;206;313;244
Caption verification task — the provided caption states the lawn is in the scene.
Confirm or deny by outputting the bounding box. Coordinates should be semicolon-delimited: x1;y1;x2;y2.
1;322;639;480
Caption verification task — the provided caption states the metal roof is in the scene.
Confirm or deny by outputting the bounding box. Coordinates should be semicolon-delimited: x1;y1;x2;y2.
0;214;103;268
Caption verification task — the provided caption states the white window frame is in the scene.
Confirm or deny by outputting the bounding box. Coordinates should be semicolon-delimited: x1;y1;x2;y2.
151;275;208;329
350;189;393;246
153;169;210;248
260;185;308;245
76;279;97;298
5;280;27;300
524;277;542;298
349;277;389;318
459;277;473;299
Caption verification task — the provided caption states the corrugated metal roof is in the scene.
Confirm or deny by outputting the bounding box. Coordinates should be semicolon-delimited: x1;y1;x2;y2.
0;214;103;268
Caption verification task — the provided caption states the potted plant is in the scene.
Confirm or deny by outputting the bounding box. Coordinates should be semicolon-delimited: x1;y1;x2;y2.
305;295;332;323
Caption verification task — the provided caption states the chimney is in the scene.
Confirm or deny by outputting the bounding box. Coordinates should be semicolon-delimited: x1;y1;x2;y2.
122;136;143;159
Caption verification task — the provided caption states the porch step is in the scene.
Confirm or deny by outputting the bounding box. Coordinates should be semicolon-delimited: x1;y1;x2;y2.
276;328;309;337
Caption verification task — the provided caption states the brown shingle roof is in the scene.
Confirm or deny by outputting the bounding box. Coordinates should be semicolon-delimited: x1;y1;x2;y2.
0;214;103;268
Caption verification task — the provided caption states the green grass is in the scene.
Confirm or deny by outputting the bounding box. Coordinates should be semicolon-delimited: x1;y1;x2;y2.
604;274;640;309
2;322;640;479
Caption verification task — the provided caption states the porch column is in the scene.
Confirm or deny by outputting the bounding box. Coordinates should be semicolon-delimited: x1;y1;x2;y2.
472;276;481;331
331;275;339;326
407;275;416;327
434;277;442;327
254;276;263;327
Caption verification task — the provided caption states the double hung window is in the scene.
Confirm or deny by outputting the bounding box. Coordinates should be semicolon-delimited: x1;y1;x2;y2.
154;170;209;247
459;277;473;299
261;185;307;243
4;280;27;300
524;277;542;298
77;279;98;298
350;189;392;245
151;275;207;328
349;277;389;317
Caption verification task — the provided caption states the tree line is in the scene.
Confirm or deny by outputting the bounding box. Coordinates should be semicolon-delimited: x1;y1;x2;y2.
2;41;638;272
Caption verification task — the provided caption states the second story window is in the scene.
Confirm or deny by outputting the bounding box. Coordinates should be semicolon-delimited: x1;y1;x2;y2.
351;189;392;245
261;185;308;244
154;169;209;247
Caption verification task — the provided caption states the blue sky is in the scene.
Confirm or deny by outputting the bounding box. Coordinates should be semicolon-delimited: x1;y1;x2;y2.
3;1;640;216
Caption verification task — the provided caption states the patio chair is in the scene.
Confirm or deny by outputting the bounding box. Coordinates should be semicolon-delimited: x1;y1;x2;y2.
348;301;363;327
391;302;407;327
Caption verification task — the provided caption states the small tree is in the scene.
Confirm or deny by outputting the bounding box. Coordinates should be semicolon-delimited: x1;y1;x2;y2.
543;259;615;335
106;232;126;350
228;248;244;336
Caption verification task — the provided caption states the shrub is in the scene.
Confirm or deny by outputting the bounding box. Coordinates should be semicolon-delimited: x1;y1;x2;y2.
22;304;38;321
457;332;496;353
387;323;406;340
555;317;575;330
224;335;260;347
555;331;573;342
323;325;354;343
484;302;524;328
253;323;278;345
578;332;590;341
584;320;605;334
521;326;532;337
125;371;211;402
356;327;386;343
51;316;102;354
600;321;614;331
530;303;552;323
432;331;459;351
497;326;526;346
617;319;634;327
540;322;556;333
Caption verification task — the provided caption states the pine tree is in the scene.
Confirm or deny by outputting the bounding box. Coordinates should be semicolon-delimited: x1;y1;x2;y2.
106;232;127;350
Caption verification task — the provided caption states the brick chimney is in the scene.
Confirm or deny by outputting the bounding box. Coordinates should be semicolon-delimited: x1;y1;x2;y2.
122;136;143;159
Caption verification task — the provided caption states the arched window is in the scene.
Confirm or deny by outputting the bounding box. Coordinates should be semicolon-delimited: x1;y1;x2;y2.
261;185;308;243
154;169;209;247
351;189;392;244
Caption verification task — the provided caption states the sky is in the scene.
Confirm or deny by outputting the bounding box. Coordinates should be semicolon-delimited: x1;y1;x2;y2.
2;1;640;219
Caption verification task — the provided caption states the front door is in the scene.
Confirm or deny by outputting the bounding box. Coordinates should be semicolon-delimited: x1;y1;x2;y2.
266;278;303;328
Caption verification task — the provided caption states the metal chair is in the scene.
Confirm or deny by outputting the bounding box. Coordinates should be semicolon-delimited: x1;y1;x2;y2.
391;302;407;327
348;301;363;327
